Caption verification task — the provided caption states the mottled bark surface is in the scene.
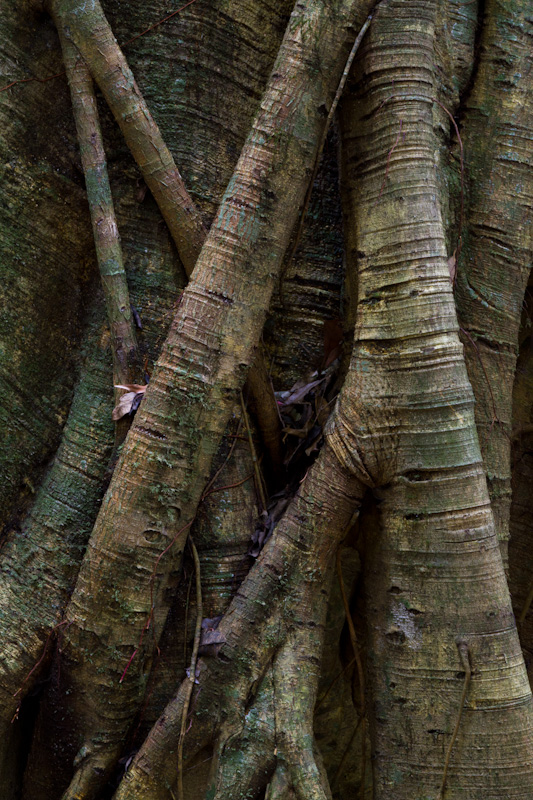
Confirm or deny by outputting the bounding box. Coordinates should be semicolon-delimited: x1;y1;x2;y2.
1;0;533;798
21;1;375;797
337;0;533;797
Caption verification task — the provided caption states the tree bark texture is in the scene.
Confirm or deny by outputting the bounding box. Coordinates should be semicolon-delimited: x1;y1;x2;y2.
24;1;376;796
1;0;533;798
337;0;533;796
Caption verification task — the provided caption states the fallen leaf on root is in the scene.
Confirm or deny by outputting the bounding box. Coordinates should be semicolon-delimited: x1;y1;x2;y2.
112;384;147;421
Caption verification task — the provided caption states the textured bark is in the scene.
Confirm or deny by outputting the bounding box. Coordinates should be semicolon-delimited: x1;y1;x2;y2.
48;0;207;276
43;1;374;796
113;443;363;800
0;4;92;528
455;0;533;554
59;32;140;392
338;0;533;797
1;0;533;798
0;0;317;794
0;293;114;782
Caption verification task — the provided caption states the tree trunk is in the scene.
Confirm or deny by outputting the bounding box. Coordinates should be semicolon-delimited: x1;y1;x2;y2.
1;0;532;798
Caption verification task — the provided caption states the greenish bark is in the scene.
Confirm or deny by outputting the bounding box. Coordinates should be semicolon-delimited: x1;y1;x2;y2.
38;2;375;797
59;32;140;390
1;0;304;794
1;0;532;798
0;5;93;528
48;0;207;276
336;0;533;797
113;443;362;800
113;0;533;786
455;0;533;555
0;292;114;770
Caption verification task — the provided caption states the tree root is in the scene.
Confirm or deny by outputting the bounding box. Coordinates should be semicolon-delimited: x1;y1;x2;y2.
113;443;364;799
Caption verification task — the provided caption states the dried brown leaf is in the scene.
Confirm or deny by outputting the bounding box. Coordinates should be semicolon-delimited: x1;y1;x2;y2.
112;392;138;421
112;385;147;421
281;377;324;406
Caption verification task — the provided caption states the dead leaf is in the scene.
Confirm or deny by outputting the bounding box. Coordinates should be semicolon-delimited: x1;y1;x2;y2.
198;617;226;656
277;376;324;406
112;384;147;421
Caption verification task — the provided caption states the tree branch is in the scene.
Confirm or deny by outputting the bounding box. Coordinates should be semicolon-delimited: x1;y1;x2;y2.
48;0;207;276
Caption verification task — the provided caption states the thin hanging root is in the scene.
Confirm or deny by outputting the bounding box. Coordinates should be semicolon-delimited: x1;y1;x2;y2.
47;0;207;276
51;0;284;466
437;640;472;800
177;537;203;800
58;30;141;445
336;546;367;798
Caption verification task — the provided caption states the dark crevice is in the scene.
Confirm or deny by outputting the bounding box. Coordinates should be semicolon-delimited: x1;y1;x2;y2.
454;0;487;126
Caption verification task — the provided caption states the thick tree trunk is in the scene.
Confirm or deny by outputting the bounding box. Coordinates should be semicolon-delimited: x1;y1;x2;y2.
1;0;533;798
337;0;533;797
19;1;375;797
455;0;533;558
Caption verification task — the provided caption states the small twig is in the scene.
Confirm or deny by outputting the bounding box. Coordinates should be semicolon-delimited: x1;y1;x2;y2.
336;546;366;799
183;568;194;667
437;639;472;800
122;0;200;47
202;472;254;500
177;536;203;800
13;619;69;698
315;654;358;710
0;70;66;94
200;415;243;501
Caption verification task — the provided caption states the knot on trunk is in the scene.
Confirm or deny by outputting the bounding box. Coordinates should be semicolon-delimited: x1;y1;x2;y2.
325;394;398;488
